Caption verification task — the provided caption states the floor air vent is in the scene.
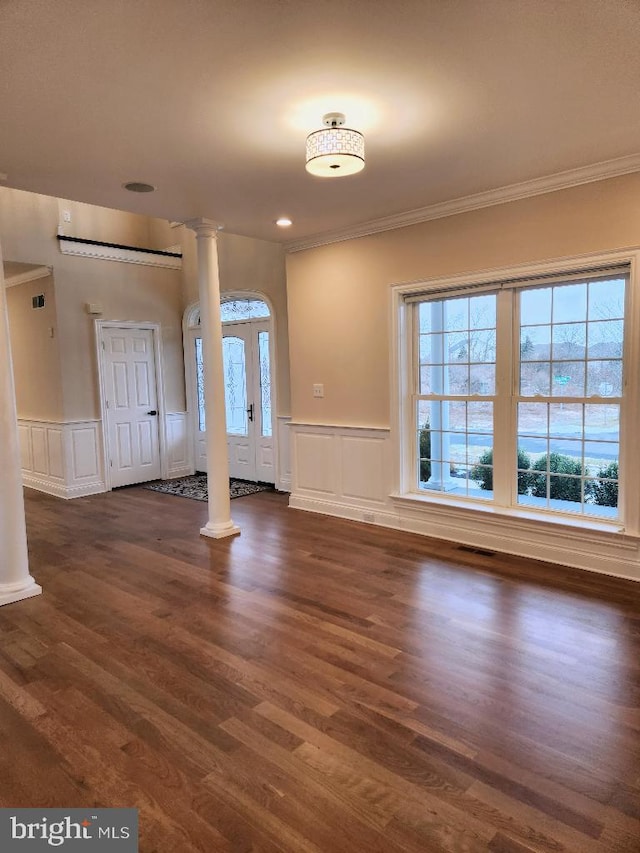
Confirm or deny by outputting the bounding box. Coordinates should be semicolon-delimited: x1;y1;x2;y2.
457;545;496;557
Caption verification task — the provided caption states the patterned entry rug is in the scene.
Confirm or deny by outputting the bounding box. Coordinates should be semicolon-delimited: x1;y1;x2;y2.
143;474;274;502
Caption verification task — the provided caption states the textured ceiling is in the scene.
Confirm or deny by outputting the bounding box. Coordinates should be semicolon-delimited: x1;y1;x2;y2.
1;0;639;243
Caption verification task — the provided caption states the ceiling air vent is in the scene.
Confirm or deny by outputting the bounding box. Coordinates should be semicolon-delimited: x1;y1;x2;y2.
122;181;155;193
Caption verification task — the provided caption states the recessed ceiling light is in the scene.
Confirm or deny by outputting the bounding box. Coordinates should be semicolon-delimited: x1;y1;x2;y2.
276;217;293;227
122;181;156;193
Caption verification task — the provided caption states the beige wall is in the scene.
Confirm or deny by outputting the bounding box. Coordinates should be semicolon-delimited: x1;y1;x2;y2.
181;228;291;416
0;188;185;420
286;173;640;427
1;188;290;427
57;197;177;250
55;263;185;420
6;274;64;421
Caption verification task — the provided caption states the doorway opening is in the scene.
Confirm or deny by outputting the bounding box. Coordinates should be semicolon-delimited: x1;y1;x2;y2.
184;296;276;484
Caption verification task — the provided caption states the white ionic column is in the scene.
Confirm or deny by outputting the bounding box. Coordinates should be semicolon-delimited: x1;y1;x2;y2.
0;241;42;604
186;219;240;539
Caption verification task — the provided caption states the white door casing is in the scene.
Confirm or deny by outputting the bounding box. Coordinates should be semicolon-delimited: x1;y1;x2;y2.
98;324;163;488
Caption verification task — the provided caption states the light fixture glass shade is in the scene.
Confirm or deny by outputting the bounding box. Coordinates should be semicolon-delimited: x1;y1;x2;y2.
305;127;365;177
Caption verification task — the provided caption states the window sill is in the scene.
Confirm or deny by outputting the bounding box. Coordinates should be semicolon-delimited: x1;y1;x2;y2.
389;490;631;538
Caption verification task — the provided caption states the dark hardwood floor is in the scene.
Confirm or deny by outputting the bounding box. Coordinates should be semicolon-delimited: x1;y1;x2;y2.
0;486;639;852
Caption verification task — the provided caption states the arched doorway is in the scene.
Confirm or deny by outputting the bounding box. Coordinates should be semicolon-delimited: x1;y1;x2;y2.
184;295;276;483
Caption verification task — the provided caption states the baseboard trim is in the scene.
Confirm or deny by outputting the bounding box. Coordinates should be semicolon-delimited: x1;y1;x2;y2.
289;494;399;527
23;473;106;500
277;475;292;493
288;493;640;583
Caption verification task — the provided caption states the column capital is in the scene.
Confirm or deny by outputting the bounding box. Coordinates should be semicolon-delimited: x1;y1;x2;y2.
184;218;224;238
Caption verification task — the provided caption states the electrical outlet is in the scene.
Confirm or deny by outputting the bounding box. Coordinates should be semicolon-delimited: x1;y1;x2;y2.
62;210;72;223
312;383;324;398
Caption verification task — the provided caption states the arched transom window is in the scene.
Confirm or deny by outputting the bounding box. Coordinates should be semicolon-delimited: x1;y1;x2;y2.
220;298;270;322
190;298;270;327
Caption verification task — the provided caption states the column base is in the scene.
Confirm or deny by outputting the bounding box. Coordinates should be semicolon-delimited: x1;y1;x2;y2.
200;521;241;540
0;576;42;607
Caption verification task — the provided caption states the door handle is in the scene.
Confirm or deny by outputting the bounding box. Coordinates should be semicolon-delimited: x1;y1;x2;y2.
147;410;158;416
247;403;254;422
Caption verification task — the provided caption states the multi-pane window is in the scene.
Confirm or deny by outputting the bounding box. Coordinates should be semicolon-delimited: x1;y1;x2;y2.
410;269;628;522
516;278;624;518
417;295;496;500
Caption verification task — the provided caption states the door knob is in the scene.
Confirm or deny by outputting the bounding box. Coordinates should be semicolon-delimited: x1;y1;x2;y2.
147;410;158;416
247;403;254;422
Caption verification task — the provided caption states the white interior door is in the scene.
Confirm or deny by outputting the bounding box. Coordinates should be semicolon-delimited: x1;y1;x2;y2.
191;320;274;482
103;327;161;487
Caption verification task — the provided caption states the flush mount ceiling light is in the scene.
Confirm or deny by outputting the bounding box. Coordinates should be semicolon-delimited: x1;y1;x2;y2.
122;181;156;193
305;113;365;177
275;217;293;227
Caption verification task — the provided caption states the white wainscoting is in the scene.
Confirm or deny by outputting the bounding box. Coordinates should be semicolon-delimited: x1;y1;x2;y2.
289;423;395;520
276;416;292;492
288;423;640;583
19;419;105;499
165;412;193;478
19;414;192;498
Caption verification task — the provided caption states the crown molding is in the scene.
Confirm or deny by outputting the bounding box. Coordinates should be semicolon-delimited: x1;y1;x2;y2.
285;153;640;253
3;266;52;287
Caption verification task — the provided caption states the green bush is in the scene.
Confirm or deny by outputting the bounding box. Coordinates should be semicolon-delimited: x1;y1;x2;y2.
418;424;431;482
470;448;532;493
418;421;458;483
530;453;586;502
593;461;618;507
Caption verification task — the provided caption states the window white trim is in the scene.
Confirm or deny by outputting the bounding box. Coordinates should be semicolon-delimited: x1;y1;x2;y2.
391;246;640;536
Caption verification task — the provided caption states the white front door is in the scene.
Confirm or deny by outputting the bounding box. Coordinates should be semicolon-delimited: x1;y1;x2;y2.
191;320;274;482
103;327;161;487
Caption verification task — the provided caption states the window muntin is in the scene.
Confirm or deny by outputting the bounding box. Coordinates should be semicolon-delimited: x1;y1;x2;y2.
410;272;627;522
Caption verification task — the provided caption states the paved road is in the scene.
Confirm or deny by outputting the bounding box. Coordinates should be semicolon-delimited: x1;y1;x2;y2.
447;432;618;459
